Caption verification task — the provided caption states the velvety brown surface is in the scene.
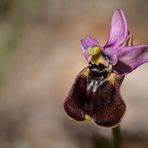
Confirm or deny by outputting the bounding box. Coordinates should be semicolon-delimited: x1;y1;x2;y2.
64;68;87;121
64;67;126;127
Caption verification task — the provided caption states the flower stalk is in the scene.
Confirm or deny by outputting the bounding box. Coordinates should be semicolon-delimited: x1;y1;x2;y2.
112;126;123;148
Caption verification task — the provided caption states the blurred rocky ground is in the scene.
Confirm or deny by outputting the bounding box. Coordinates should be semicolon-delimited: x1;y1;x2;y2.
0;0;148;148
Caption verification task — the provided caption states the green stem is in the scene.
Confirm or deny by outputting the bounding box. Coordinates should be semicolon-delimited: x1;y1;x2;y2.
112;125;123;148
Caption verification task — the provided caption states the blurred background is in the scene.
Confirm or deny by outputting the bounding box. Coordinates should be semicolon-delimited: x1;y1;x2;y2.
0;0;148;148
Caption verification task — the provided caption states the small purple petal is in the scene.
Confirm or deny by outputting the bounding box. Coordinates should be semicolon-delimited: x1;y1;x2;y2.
80;37;99;60
102;49;118;65
114;44;148;75
104;9;128;50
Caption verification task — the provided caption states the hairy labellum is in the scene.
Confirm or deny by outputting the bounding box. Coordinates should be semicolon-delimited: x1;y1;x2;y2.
64;66;126;127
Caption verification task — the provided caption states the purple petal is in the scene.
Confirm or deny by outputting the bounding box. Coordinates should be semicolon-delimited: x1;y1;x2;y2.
80;37;99;60
104;9;128;49
114;44;148;75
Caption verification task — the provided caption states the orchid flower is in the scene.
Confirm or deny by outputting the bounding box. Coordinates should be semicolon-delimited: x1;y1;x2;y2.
64;9;148;127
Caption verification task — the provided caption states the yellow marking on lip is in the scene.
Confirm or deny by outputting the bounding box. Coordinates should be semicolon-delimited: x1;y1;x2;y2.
90;54;109;67
87;47;109;67
105;73;119;85
87;47;100;56
81;67;89;76
85;114;92;121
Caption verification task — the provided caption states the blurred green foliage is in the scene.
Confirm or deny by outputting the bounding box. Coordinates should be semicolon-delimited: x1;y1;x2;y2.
0;0;40;68
93;135;113;148
0;0;13;18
